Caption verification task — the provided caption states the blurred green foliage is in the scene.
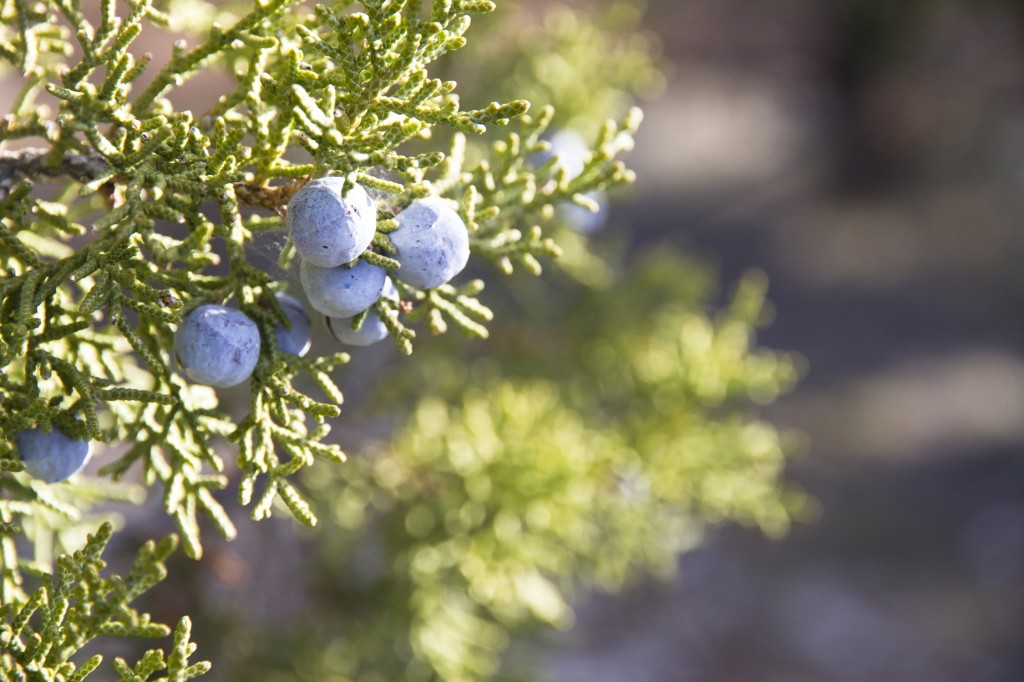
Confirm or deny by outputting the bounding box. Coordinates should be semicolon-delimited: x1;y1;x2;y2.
214;250;804;682
450;0;665;132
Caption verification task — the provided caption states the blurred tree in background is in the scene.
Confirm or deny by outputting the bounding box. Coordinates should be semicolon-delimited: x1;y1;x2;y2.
0;1;803;680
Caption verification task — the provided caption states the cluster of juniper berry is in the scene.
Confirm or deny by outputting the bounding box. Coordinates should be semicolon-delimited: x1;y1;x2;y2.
12;100;605;486
177;175;472;381
17;177;472;484
13;117;605;483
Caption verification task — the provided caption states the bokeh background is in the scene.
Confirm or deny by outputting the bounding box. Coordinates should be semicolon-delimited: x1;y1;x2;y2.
541;1;1024;680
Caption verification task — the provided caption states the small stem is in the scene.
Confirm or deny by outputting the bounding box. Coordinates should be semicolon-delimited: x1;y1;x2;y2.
0;148;109;199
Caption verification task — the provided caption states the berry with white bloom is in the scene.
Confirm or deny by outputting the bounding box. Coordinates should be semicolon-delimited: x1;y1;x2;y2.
300;258;387;318
274;292;312;357
287;177;377;268
327;277;398;346
174;304;260;387
390;197;470;290
557;190;609;235
17;426;91;483
534;129;589;179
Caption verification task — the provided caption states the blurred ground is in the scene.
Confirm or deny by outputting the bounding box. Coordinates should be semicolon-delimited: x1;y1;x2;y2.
540;1;1024;680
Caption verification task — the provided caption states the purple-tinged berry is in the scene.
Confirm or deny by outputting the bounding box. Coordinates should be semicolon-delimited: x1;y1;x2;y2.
327;278;398;346
287;177;377;268
17;427;91;483
300;258;387;318
390;197;470;290
174;304;260;387
274;292;311;356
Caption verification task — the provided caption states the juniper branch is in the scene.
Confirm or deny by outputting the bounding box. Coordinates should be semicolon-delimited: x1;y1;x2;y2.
0;148;108;200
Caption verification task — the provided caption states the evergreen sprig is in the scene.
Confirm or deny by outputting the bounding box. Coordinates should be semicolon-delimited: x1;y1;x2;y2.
0;521;210;681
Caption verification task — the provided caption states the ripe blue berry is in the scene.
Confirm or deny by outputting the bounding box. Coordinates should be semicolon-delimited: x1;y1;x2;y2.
534;129;589;178
174;304;260;387
287;177;377;268
390;197;470;289
17;427;91;483
557;190;609;235
326;311;388;347
274;292;311;356
300;258;387;318
327;277;397;346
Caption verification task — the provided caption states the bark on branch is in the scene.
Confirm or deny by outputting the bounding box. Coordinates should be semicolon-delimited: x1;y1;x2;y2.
0;148;109;200
0;147;297;212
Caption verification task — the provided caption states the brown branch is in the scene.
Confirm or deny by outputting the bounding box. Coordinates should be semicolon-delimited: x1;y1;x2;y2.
0;147;121;208
0;148;109;200
0;147;302;214
234;179;305;217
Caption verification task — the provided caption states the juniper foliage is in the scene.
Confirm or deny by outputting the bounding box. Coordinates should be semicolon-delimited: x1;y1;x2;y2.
0;0;635;554
1;522;210;680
